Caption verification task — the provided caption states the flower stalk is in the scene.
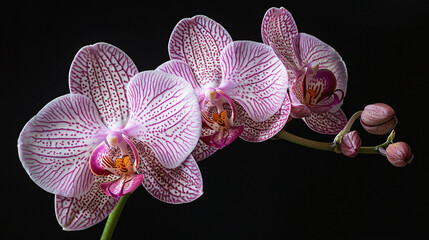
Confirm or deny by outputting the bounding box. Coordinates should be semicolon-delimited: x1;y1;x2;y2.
100;193;131;240
274;129;395;155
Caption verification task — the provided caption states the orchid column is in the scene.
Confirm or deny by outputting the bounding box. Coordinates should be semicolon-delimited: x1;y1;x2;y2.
18;43;203;231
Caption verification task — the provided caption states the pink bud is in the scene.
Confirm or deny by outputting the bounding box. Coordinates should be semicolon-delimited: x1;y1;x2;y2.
360;103;398;135
341;130;362;158
385;142;414;167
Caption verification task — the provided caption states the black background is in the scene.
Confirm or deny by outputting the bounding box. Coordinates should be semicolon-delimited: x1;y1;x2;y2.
3;0;428;239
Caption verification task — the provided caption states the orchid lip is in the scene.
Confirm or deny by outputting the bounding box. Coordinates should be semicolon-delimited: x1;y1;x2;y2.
200;87;243;149
306;89;344;113
89;134;142;198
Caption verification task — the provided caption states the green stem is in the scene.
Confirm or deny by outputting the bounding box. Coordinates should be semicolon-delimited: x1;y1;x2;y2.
275;129;337;152
275;129;390;155
100;193;131;240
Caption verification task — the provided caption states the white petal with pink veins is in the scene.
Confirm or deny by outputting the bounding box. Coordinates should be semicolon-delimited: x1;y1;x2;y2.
236;95;291;142
55;175;118;231
156;60;202;93
298;33;347;96
169;15;232;88
261;7;301;70
303;109;348;135
125;71;201;169
135;140;203;204
219;41;288;122
18;94;108;197
69;42;138;129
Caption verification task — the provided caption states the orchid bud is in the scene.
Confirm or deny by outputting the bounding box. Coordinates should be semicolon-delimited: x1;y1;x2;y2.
360;103;398;135
385;142;414;167
341;130;362;158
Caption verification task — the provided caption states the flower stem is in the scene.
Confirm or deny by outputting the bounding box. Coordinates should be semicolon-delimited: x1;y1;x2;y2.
274;129;391;155
275;129;337;152
100;193;131;240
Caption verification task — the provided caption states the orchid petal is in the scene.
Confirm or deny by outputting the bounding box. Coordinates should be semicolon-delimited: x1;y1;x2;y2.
289;89;311;118
100;174;144;200
135;140;203;204
200;126;244;149
236;95;291;142
261;7;301;70
218;41;288;122
303;109;348;135
125;71;201;169
18;94;108;197
55;175;119;231
169;15;232;88
89;142;112;176
156;60;202;93
298;33;347;96
192;127;218;161
69;42;138;129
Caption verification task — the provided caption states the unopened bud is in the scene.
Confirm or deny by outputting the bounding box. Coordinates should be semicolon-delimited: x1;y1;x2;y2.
385;142;414;167
341;130;362;158
360;103;398;135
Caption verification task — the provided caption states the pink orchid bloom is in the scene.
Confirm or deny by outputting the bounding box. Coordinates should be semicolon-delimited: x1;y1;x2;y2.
262;7;348;134
18;43;203;230
157;15;291;161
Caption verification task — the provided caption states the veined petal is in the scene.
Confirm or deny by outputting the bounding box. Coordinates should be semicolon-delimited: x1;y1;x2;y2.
135;140;203;204
261;7;301;70
192;127;218;161
298;33;347;96
303;109;348;135
55;175;119;231
69;42;138;129
218;41;288;122
169;15;232;88
236;95;291;142
125;71;201;169
18;94;108;197
156;60;202;94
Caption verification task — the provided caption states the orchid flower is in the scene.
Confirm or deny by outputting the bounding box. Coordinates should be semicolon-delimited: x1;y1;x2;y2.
157;15;291;161
18;43;203;230
262;7;348;134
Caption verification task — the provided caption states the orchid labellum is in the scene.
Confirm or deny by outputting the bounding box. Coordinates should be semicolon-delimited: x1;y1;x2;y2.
18;43;203;230
157;15;291;161
262;7;348;134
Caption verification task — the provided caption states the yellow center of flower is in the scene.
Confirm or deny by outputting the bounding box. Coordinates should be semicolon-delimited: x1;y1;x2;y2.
115;155;132;173
212;110;227;127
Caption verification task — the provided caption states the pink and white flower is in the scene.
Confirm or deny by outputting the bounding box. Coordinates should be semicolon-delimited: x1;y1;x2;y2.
262;7;348;134
157;15;291;161
18;43;203;230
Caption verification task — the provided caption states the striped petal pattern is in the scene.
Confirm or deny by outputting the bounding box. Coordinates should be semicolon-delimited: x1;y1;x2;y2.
18;94;108;197
218;41;288;122
298;33;347;96
125;71;201;169
69;42;138;129
169;15;232;88
135;140;203;204
236;96;291;142
55;175;119;231
303;109;348;135
261;7;300;70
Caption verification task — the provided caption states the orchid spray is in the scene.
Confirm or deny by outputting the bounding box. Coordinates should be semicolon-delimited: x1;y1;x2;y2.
16;6;414;240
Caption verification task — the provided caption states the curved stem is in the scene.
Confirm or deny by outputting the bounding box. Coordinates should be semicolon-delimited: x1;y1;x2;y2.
274;129;337;152
275;129;389;155
100;193;131;240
